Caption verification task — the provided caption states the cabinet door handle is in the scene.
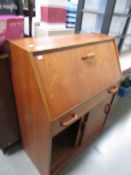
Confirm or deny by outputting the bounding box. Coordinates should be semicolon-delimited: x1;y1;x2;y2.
60;114;78;127
108;86;119;94
82;52;95;60
104;104;111;114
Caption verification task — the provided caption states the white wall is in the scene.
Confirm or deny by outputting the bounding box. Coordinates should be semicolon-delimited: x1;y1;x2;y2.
24;0;67;36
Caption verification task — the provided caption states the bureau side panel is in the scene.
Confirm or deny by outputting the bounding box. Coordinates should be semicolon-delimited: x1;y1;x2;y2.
9;44;51;175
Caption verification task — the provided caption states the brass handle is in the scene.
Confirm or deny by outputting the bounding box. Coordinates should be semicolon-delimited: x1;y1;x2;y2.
104;104;111;114
82;52;95;60
60;114;78;127
108;86;119;94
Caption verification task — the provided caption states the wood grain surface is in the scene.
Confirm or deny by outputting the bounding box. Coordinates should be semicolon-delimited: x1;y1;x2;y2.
9;44;52;175
35;41;121;118
9;33;113;54
9;33;122;175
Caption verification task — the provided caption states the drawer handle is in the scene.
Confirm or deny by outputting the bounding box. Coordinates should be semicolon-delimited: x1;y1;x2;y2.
82;52;95;60
60;114;78;127
108;86;119;94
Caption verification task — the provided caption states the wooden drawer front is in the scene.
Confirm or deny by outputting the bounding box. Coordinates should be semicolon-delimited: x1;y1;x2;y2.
35;41;121;118
51;83;118;137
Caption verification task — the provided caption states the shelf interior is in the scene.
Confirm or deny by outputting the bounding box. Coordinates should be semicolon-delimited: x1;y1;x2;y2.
51;120;81;168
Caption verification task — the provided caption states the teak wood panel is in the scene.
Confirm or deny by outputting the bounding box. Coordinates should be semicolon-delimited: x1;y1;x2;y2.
81;95;113;145
9;45;52;175
51;83;119;137
35;41;121;118
9;34;122;175
9;33;113;54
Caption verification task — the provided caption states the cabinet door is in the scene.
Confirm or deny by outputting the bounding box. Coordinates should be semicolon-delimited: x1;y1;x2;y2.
81;95;113;145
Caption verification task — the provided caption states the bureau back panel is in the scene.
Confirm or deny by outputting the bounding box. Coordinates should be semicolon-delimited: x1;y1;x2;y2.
35;41;121;118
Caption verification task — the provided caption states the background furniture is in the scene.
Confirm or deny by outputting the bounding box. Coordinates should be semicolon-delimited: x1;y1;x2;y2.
0;0;23;151
34;23;74;37
0;54;19;152
0;0;22;151
18;0;35;37
75;0;131;53
9;33;121;175
0;0;35;152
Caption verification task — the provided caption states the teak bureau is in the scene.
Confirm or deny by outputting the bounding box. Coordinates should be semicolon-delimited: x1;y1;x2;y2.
9;33;122;175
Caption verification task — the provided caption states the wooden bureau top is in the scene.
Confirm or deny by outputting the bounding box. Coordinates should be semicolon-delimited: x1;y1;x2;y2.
9;33;114;54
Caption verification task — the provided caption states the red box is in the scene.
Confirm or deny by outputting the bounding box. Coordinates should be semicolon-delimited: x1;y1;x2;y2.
6;16;24;39
41;6;66;23
0;15;24;46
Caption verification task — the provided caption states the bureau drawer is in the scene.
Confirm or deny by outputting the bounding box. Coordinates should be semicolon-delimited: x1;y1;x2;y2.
35;40;121;119
51;83;119;137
